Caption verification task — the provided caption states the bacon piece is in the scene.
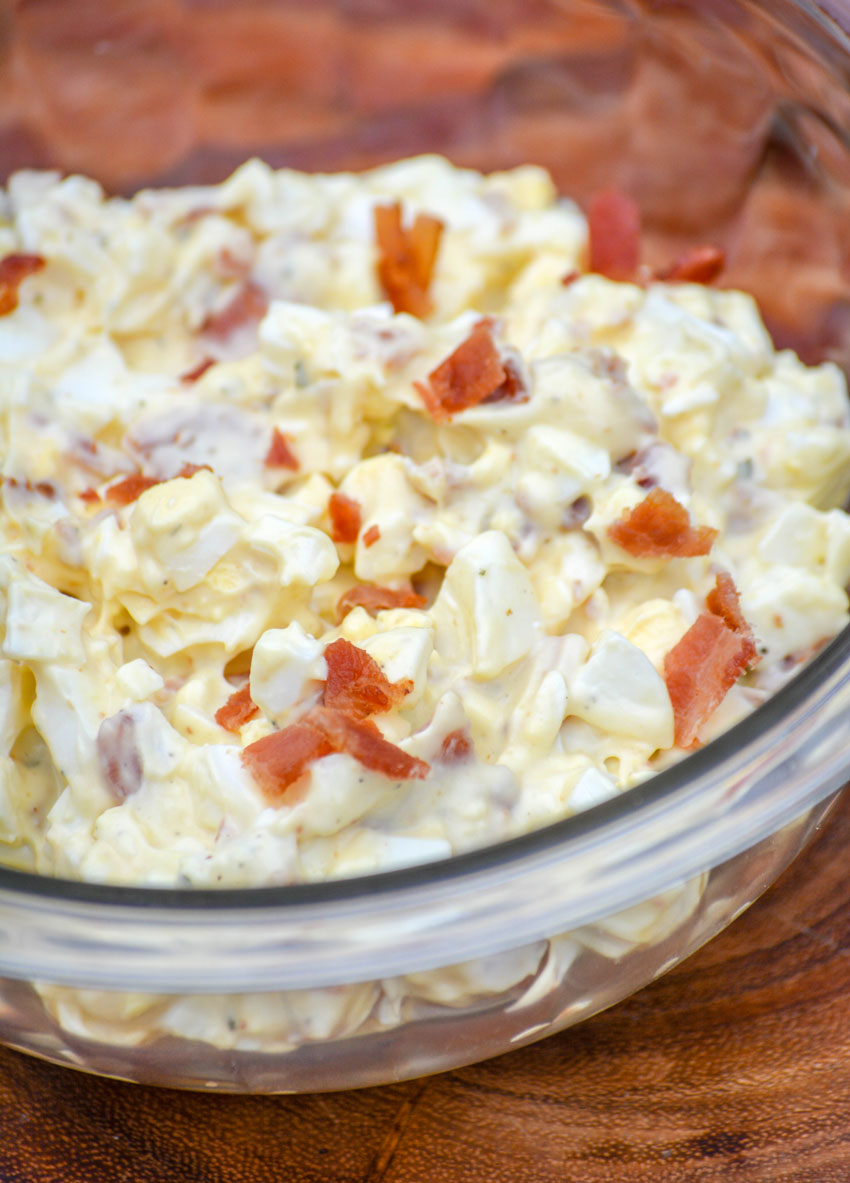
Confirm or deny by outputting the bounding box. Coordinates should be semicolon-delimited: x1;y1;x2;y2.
706;571;749;634
375;202;444;318
322;638;411;719
587;189;641;281
242;703;430;799
79;487;101;505
362;524;381;548
105;473;161;506
105;464;210;506
0;253;45;316
607;488;717;558
328;492;362;544
561;269;580;287
176;462;212;479
96;711;143;802
3;477;57;498
481;354;527;406
242;720;334;800
308;707;429;781
664;612;759;748
201;280;268;341
180;357;216;383
215;685;259;733
264;427;299;471
415;322;512;422
658;245;725;285
440;729;473;763
337;584;427;620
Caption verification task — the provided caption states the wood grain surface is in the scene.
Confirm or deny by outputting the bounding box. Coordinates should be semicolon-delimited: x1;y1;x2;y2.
0;790;849;1182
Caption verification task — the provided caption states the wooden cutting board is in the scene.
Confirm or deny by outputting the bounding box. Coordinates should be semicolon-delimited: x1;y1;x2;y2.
1;789;850;1182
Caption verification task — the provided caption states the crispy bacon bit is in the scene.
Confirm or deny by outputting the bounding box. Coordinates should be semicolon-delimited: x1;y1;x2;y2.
242;721;334;800
180;357;216;383
3;477;57;498
328;492;363;544
706;571;749;634
215;685;259;733
308;707;429;781
607;488;717;558
337;584;427;620
264;427;299;471
664;572;759;748
322;638;411;719
440;729;473;763
362;524;381;548
105;473;161;506
242;704;429;799
176;462;212;479
104;464;208;506
96;710;143;802
482;354;527;406
201;280;268;341
0;253;46;317
79;487;102;504
415;322;511;422
587;189;641;281
561;269;580;287
375;202;444;318
217;246;252;281
664;612;759;748
658;245;725;285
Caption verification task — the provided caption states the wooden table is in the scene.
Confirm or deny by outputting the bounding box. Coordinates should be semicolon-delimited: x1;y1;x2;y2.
3;790;850;1183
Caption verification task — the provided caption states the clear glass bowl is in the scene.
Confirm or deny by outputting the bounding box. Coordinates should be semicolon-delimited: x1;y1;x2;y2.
2;0;850;1091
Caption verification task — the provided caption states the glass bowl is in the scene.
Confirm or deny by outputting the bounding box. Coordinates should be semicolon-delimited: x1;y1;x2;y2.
2;0;850;1092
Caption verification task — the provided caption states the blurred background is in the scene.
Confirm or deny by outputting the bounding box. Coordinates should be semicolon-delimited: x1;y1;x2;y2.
2;0;850;364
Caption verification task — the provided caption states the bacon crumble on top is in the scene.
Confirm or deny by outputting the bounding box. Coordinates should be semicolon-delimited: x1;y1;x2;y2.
414;321;527;422
322;638;411;719
657;245;725;285
439;729;473;763
201;280;268;341
362;524;381;548
242;721;334;800
264;427;299;470
103;464;213;507
705;571;749;634
0;253;46;317
105;473;161;506
307;706;429;782
242;707;428;800
663;573;759;748
607;487;718;559
241;637;428;799
587;189;641;282
374;201;443;319
586;194;723;288
180;357;216;384
328;492;362;544
215;684;260;733
336;584;427;620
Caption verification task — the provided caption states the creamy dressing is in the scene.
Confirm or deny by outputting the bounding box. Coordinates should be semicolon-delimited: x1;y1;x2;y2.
0;156;848;893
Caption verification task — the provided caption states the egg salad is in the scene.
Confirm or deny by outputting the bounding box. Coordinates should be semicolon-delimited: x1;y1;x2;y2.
0;154;849;891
